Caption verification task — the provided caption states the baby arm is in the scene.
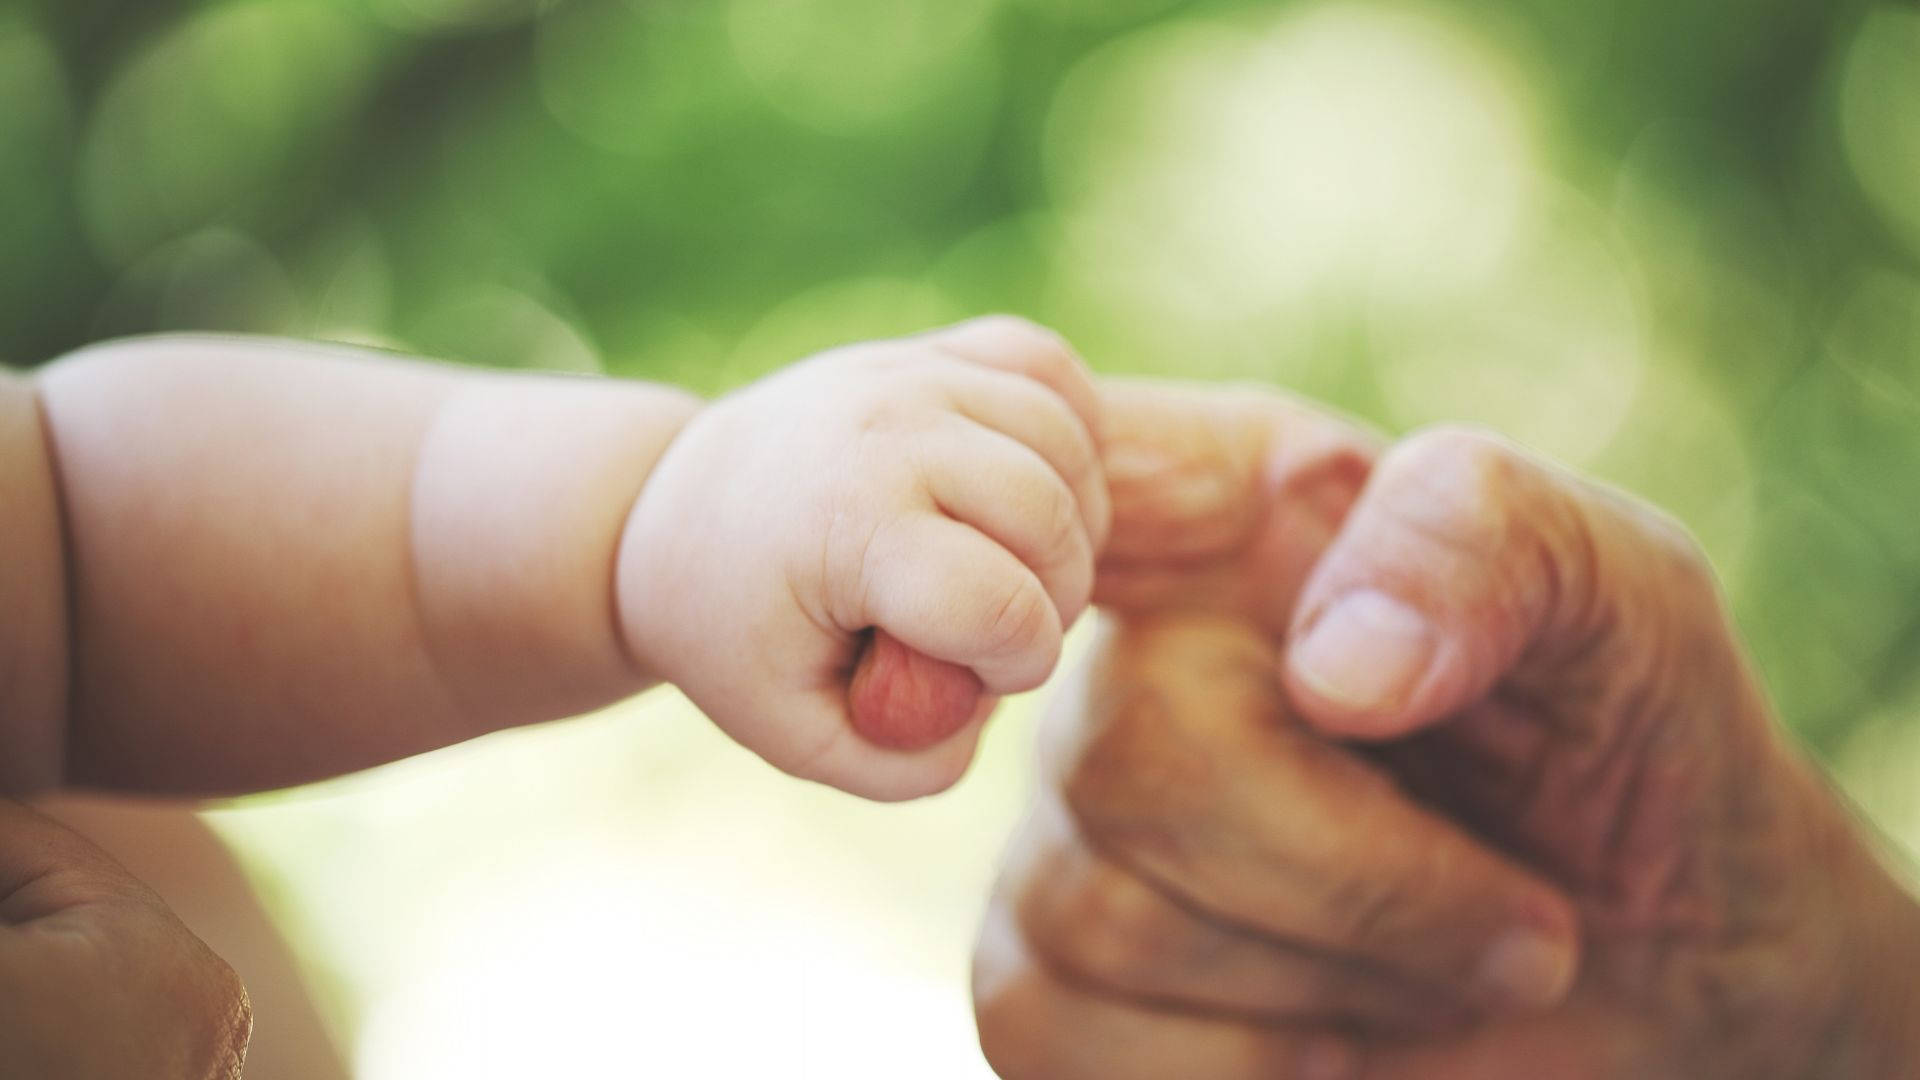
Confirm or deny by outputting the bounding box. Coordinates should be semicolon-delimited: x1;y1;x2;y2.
4;317;1103;802
16;335;699;795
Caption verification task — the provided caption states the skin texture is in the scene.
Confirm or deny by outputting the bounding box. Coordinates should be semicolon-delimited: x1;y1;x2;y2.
620;316;1107;800
27;337;700;793
0;798;251;1080
10;316;1098;799
974;384;1920;1079
35;795;351;1080
0;317;1100;1071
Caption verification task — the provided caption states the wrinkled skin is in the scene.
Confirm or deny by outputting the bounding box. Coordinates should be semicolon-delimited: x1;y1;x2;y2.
974;382;1920;1079
0;798;251;1080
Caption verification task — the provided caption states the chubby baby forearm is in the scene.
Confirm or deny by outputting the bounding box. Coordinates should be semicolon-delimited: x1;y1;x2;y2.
16;316;1103;804
31;335;700;795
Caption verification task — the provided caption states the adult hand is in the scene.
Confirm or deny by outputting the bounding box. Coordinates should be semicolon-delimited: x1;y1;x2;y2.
974;385;1920;1078
0;798;251;1079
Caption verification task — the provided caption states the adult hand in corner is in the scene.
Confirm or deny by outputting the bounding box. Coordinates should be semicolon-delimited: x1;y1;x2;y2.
0;798;251;1079
975;385;1920;1079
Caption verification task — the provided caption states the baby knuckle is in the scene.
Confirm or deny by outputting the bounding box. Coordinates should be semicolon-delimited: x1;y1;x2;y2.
1053;416;1101;480
831;339;908;368
980;316;1087;378
800;342;892;384
849;392;919;441
980;581;1054;659
1032;476;1086;566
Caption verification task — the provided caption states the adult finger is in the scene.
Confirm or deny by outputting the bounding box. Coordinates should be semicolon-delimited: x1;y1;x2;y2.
0;799;252;1080
1053;613;1580;1013
1004;796;1461;1034
1095;379;1377;564
1349;1006;1631;1080
1282;425;1722;741
1089;380;1376;636
975;898;1355;1080
35;794;352;1080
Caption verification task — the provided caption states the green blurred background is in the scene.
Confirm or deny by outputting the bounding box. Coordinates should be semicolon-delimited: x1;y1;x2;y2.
4;0;1920;1074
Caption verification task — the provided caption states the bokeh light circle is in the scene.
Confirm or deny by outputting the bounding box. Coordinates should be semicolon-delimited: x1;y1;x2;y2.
1841;7;1920;255
1042;3;1541;386
1371;189;1647;465
80;2;373;264
727;0;999;133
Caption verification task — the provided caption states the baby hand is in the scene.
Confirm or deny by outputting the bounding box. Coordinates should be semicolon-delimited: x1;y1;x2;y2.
617;317;1109;800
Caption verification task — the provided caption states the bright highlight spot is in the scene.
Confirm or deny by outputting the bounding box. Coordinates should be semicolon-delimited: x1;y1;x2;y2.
1841;7;1920;254
1048;4;1537;318
1372;191;1646;464
354;856;992;1080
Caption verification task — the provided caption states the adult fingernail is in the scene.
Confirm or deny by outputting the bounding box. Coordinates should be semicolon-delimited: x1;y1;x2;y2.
1291;590;1435;715
1474;928;1577;1011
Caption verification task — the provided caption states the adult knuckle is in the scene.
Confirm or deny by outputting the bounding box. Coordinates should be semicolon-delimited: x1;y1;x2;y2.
175;944;253;1080
1059;687;1214;868
1033;873;1166;990
1379;425;1525;552
973;983;1043;1080
1318;864;1420;954
1397;423;1511;472
208;964;254;1080
1057;689;1153;830
1630;499;1714;587
974;1018;1032;1078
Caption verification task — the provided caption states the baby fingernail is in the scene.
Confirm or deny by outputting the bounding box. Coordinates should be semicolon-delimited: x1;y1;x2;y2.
1291;590;1435;715
1475;928;1577;1011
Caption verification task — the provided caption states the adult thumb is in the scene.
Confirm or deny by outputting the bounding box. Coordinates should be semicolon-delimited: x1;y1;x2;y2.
1282;426;1684;740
